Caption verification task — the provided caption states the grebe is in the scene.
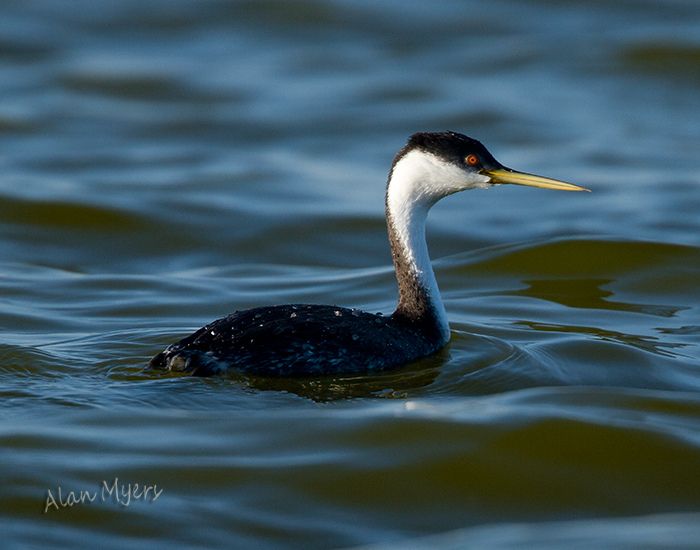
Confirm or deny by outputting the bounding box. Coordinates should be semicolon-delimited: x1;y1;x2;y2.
150;132;587;377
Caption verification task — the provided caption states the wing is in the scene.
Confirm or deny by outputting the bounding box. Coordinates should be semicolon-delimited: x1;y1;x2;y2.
149;304;436;376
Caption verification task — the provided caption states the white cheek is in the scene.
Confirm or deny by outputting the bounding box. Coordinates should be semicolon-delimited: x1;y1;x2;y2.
424;162;469;195
390;149;490;205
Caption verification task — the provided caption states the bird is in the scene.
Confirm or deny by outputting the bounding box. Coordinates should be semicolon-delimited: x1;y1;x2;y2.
149;131;587;377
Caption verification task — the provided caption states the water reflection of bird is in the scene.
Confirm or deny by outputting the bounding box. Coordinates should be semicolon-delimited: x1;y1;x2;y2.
150;131;587;377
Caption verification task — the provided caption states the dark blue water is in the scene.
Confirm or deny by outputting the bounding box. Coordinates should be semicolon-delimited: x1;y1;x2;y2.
1;1;700;548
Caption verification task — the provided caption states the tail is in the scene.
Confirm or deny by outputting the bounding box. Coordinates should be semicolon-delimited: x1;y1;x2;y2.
148;351;167;370
147;348;225;377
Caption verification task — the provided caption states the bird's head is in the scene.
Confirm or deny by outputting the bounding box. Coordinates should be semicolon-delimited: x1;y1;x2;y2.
388;131;588;205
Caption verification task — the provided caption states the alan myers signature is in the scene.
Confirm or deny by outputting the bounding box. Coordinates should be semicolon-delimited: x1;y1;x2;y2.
44;477;163;513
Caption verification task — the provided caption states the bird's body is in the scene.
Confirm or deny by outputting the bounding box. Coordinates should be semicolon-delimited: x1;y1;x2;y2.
150;132;586;377
149;304;443;377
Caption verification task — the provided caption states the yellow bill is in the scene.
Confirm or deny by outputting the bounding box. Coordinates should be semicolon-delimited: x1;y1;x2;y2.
485;168;590;192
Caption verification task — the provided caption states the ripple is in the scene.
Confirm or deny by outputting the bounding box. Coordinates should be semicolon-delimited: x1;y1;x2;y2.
443;238;700;280
59;67;235;104
507;278;682;317
0;194;153;231
621;42;700;83
356;512;700;549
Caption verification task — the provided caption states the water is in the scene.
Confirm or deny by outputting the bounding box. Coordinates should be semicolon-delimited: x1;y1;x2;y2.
1;0;700;548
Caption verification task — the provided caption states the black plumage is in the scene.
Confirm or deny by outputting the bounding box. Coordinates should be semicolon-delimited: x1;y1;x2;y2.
393;131;499;171
149;304;442;377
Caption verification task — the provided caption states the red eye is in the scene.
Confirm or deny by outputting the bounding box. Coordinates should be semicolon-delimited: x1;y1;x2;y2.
466;154;479;166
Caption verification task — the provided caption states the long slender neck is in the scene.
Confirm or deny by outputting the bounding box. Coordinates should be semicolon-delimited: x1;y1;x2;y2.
385;155;450;344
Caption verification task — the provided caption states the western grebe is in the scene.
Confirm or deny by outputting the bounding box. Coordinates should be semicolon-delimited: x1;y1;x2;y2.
150;131;587;377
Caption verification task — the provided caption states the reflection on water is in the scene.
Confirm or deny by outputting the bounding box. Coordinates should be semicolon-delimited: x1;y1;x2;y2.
227;355;444;401
516;320;687;358
509;277;683;317
1;0;700;548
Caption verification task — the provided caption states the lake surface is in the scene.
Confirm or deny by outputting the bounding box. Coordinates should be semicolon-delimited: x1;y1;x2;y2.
1;1;700;548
